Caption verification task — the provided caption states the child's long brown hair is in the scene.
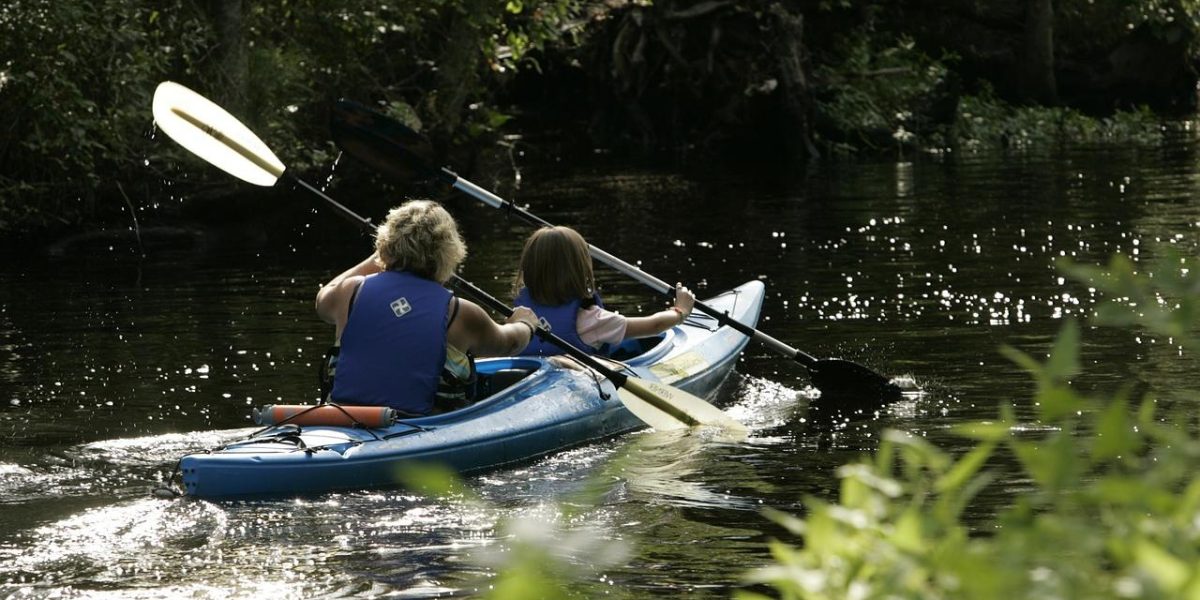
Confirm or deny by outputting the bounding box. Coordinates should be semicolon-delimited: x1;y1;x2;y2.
514;226;595;305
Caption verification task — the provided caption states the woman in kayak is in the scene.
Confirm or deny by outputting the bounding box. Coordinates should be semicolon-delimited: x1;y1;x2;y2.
513;225;695;356
316;200;539;415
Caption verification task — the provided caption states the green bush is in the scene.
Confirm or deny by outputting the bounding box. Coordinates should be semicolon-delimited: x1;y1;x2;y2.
0;0;209;229
0;0;580;232
951;86;1164;150
740;251;1200;599
813;31;954;153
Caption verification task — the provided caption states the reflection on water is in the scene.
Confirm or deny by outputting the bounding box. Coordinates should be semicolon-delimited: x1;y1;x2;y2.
4;140;1200;596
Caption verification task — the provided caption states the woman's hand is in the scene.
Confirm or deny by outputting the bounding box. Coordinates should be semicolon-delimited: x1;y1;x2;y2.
507;306;540;342
507;306;539;327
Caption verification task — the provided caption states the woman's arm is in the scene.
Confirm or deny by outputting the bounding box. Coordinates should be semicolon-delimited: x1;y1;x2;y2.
315;253;383;330
448;300;539;357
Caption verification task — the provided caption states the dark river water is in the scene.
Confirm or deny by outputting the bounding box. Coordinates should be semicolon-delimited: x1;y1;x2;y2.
3;138;1200;597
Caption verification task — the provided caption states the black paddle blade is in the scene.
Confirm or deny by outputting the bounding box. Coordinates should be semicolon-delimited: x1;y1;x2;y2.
330;100;452;184
809;358;902;402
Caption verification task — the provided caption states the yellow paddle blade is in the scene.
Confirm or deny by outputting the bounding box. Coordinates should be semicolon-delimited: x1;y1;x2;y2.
618;378;747;434
152;81;286;187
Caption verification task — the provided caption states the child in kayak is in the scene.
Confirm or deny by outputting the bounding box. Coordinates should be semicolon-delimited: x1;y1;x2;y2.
513;225;695;356
316;200;539;415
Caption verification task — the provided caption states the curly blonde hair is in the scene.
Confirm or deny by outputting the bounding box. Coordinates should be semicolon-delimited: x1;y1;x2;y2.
374;200;467;283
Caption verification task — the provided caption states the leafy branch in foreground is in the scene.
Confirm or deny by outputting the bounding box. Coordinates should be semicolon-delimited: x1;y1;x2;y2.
1062;250;1200;351
740;251;1200;599
399;462;629;599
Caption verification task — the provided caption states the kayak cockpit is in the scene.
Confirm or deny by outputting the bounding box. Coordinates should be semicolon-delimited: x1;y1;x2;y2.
451;330;673;407
246;330;678;430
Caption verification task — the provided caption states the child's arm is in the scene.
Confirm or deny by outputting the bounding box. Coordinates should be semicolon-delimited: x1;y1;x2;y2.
622;283;695;339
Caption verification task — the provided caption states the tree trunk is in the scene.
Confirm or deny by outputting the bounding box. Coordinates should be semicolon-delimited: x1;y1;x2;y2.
206;0;247;114
1021;0;1057;104
430;0;504;138
769;4;819;160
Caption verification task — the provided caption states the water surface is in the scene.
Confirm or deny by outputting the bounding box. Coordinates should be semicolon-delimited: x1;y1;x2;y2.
3;139;1200;597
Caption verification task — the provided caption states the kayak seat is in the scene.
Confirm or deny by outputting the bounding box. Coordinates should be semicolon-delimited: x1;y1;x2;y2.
488;368;535;391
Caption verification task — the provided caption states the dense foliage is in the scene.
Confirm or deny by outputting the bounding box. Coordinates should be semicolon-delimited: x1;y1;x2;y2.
2;0;1199;233
0;0;209;230
740;250;1200;599
0;0;578;233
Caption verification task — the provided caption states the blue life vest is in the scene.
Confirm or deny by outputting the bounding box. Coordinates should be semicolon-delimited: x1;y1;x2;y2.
330;271;450;415
513;288;604;356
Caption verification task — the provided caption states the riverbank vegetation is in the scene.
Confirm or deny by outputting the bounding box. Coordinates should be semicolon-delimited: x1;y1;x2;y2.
739;250;1200;599
2;1;1198;232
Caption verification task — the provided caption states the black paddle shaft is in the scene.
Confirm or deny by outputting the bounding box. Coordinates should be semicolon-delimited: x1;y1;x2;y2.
283;172;632;389
449;175;822;365
452;176;900;399
328;101;822;361
442;277;704;427
328;101;900;399
443;276;634;389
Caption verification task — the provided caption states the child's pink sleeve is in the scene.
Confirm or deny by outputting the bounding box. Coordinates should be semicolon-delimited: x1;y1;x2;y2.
576;306;628;349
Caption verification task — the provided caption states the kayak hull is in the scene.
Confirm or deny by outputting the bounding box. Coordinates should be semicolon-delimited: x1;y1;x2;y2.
181;280;765;499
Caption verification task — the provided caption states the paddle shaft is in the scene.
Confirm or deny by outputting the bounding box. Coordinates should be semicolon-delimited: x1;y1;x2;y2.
449;174;822;367
284;172;702;427
326;99;901;395
153;83;725;427
444;277;697;427
173;101;644;376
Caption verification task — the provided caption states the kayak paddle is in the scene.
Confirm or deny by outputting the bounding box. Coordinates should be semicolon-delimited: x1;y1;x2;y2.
328;100;902;402
150;81;744;433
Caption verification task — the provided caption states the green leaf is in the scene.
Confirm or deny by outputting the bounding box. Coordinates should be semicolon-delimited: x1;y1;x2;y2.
936;441;996;493
385;101;423;133
395;462;476;500
1092;476;1149;506
1011;433;1079;494
1093;395;1138;460
763;507;807;536
1000;344;1045;380
765;538;801;566
839;463;904;500
1137;395;1158;424
889;507;926;554
1045;319;1081;383
487;110;512;129
883;429;949;472
1037;385;1083;423
1178;479;1200;517
1134;539;1189;593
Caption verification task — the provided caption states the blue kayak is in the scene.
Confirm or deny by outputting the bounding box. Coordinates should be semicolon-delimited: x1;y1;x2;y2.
179;280;764;499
